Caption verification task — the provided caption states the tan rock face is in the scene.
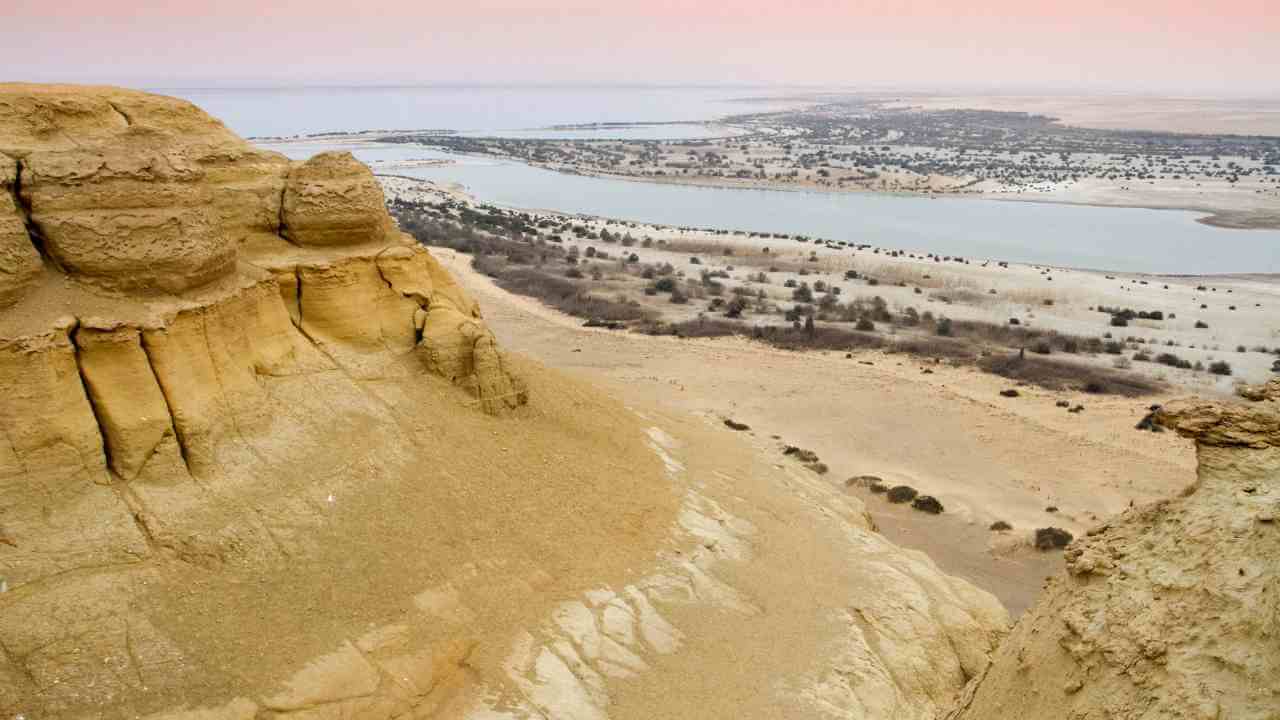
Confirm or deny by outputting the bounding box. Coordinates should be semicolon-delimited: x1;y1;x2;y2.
0;84;290;294
947;396;1280;720
0;82;527;589
282;151;395;247
0;86;539;716
0;157;42;307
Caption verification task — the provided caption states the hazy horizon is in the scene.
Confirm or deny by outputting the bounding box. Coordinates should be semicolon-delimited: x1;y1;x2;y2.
5;0;1279;98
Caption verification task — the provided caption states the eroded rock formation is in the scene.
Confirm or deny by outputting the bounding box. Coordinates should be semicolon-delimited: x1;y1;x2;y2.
946;384;1280;719
0;84;537;712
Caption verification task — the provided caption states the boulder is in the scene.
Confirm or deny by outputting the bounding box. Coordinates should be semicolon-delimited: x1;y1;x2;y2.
282;151;396;247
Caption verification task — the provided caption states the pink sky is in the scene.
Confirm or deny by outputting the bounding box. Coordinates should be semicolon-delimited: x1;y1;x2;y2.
4;0;1278;94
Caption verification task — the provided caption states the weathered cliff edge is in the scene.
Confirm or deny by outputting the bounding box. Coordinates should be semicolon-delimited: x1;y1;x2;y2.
1;86;1007;720
947;380;1280;719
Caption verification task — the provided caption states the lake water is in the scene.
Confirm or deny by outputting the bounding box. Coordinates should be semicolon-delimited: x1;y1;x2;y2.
163;86;786;138
265;141;1280;275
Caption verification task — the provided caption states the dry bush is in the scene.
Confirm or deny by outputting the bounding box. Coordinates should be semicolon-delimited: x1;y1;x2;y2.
930;289;990;306
660;239;750;256
488;266;655;323
858;262;980;291
1004;288;1072;306
638;318;886;352
979;353;1164;397
888;336;978;361
945;319;1098;354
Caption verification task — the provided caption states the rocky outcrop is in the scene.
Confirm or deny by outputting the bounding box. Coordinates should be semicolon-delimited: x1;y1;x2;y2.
946;387;1280;720
0;86;632;720
0;84;288;293
0;83;523;413
282;151;396;246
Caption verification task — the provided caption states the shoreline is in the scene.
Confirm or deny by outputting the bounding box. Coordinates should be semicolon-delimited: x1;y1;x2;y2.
377;170;1280;280
350;136;1280;233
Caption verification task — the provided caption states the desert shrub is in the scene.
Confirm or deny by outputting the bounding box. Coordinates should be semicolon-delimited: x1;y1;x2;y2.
725;296;749;318
855;317;875;332
1208;360;1233;376
489;267;652;323
1035;527;1074;550
989;520;1013;532
886;486;919;504
783;446;820;463
890;336;978;361
935;317;953;336
1195;320;1209;329
979;353;1162;397
912;495;944;514
1155;352;1192;369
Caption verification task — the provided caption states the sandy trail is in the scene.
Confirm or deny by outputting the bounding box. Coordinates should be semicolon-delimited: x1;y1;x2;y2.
435;248;1199;614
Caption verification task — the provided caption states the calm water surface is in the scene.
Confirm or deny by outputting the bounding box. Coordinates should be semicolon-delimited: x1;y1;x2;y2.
265;141;1280;275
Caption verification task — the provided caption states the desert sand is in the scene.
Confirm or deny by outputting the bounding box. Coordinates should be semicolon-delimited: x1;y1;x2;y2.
432;247;1201;613
897;94;1280;137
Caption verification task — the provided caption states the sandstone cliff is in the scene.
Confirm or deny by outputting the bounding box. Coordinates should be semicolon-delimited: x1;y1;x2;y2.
0;84;539;714
0;85;1008;720
946;381;1280;719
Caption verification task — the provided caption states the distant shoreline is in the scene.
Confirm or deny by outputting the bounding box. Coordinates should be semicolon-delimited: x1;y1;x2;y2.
353;135;1280;233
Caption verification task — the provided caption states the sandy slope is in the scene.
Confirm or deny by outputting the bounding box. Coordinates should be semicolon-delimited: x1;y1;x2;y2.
435;249;1201;614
